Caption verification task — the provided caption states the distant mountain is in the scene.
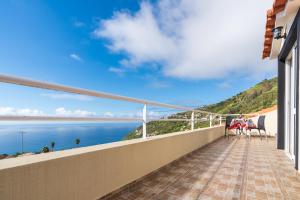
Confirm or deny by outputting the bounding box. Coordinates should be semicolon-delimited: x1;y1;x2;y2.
125;77;278;139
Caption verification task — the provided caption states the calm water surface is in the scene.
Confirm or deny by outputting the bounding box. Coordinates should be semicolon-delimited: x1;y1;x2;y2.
0;123;139;155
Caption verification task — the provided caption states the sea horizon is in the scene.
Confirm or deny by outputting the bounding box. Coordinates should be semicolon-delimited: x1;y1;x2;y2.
0;123;140;155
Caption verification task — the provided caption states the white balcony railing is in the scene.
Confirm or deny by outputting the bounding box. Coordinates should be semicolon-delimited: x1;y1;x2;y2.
0;74;222;139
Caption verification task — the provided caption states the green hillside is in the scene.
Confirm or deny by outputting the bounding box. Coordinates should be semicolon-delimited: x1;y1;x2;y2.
203;77;277;114
125;77;278;140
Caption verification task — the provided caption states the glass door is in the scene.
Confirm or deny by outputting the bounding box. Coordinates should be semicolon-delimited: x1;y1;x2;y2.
285;44;297;161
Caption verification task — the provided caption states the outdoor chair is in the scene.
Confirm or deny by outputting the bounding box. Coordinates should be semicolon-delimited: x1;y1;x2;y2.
246;115;267;140
225;116;243;139
225;116;232;139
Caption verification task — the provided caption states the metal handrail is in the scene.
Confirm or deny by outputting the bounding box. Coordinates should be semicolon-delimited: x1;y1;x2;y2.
0;115;142;122
0;74;222;138
0;75;195;111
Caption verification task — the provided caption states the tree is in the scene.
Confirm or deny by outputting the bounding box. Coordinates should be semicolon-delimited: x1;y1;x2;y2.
42;146;50;153
50;142;55;152
75;138;80;147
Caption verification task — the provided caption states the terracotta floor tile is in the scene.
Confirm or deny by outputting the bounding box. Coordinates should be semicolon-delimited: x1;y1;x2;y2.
100;137;300;200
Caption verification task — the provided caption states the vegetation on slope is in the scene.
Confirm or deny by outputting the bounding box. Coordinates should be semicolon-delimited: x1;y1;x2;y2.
125;121;211;140
125;77;278;140
203;77;277;114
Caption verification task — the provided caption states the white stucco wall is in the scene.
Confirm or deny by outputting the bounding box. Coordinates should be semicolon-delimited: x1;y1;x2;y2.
250;109;277;136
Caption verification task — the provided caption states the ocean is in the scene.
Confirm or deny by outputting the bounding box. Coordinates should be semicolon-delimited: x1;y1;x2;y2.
0;123;139;155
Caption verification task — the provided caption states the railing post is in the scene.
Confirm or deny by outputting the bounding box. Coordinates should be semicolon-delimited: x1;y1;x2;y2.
209;114;212;127
21;131;25;154
142;104;147;139
219;115;222;125
191;111;195;131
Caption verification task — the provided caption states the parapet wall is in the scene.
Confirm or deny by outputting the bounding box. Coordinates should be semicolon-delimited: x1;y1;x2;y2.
0;126;224;200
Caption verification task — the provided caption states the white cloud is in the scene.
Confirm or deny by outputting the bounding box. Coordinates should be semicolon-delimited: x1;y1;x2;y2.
0;107;44;116
103;112;114;117
41;93;93;101
117;110;164;119
148;111;164;119
0;106;167;120
0;107;96;117
108;67;125;76
94;0;274;79
55;107;96;117
70;53;83;62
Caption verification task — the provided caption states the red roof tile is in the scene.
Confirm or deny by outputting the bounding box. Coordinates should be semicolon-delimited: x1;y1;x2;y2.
262;0;287;59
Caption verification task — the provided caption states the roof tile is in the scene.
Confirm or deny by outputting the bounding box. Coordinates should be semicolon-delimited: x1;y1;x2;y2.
262;0;287;59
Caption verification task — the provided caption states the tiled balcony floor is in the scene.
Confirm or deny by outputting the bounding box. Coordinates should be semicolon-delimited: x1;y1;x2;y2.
102;136;300;200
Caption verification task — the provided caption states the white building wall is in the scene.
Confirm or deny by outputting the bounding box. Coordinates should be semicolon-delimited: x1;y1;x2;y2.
250;109;278;137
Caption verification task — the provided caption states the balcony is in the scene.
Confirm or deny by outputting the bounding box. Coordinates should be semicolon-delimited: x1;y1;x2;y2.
1;127;300;200
102;137;300;200
0;75;300;200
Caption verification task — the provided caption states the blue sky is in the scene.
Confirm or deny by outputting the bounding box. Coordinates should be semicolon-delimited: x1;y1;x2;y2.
0;0;275;118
